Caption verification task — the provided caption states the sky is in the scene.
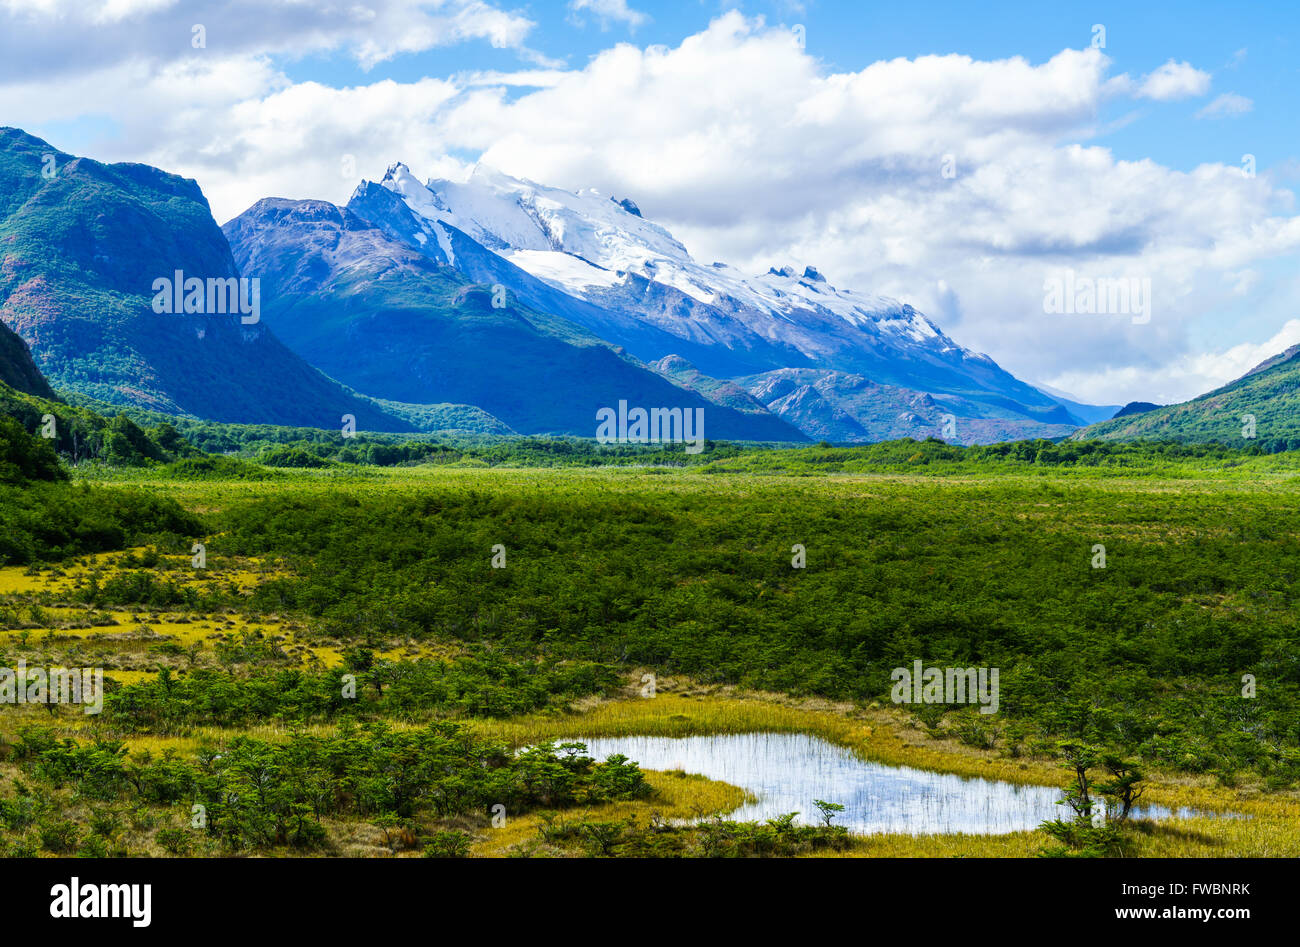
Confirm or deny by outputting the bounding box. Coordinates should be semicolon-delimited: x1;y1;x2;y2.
2;0;1298;405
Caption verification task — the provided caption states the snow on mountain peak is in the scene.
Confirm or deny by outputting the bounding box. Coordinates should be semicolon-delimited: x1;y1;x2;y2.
381;162;418;189
378;161;695;282
371;159;967;357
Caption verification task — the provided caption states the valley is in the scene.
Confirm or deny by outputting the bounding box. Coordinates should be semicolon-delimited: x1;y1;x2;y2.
3;453;1299;858
1;0;1296;931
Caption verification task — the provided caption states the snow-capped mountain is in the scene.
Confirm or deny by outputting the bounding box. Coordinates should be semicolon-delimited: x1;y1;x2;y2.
346;161;1085;442
369;163;968;372
222;197;805;442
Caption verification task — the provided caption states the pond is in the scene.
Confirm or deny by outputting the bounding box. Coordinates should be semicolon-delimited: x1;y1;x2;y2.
566;732;1202;835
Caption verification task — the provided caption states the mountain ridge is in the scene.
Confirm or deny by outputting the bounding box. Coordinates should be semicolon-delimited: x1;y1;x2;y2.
223;197;807;441
0;127;417;431
347;159;1095;443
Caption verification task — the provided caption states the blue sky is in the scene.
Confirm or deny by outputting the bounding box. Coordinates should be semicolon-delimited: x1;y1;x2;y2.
1;0;1298;404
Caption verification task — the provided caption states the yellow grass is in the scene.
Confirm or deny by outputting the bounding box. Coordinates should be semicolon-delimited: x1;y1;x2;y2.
469;769;752;857
0;549;455;676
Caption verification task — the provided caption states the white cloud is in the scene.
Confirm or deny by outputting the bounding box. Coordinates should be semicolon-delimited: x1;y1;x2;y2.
568;0;649;30
1196;92;1253;119
1049;319;1300;405
93;0;179;23
3;10;1296;406
0;0;540;79
1133;59;1211;101
457;68;571;88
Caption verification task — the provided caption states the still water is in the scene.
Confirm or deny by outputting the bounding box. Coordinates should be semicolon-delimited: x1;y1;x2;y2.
567;732;1198;835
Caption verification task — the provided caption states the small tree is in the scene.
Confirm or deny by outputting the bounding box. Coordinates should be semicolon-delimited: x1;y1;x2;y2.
579;819;627;857
813;799;845;827
423;830;472;858
373;814;417;854
1038;742;1136;858
1056;740;1098;821
1095;754;1146;821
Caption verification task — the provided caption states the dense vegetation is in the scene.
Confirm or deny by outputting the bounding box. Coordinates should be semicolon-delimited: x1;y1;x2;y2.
0;415;200;565
0;416;63;484
202;465;1300;788
4;725;649;855
704;435;1300;474
102;654;620;732
0;381;195;467
2;419;1299;857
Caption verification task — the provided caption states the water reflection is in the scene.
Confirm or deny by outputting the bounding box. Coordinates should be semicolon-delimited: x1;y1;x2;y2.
568;732;1201;836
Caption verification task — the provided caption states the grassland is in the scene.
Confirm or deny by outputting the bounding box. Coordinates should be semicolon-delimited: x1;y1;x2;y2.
3;448;1300;857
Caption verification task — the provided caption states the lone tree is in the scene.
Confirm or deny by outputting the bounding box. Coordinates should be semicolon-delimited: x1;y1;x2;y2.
1051;739;1099;821
813;799;845;827
1038;741;1144;857
1096;753;1147;821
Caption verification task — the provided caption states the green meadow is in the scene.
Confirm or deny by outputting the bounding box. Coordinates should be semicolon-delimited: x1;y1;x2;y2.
3;439;1300;857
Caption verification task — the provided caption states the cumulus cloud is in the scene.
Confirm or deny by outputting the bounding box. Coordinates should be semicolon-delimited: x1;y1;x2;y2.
3;10;1295;404
1131;59;1212;101
0;0;539;80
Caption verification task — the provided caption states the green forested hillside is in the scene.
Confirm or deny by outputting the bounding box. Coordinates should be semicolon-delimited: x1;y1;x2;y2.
0;379;196;466
0;411;200;564
1079;345;1300;448
0;128;412;431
